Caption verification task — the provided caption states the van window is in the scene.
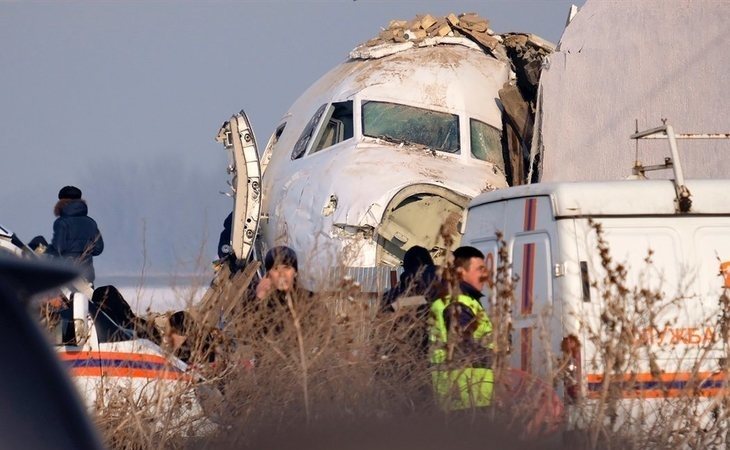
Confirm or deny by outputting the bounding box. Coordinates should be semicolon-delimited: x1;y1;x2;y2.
470;118;504;171
362;101;460;153
311;101;354;154
291;104;327;160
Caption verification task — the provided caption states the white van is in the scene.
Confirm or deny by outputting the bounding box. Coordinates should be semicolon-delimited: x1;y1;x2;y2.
461;176;730;435
0;225;215;434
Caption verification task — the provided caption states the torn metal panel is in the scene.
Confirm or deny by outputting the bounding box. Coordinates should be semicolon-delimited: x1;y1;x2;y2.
350;42;415;60
221;12;556;290
499;83;534;185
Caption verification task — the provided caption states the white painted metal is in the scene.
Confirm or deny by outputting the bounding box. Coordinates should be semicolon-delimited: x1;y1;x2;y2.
56;302;212;434
470;179;730;217
216;111;262;262
463;177;730;433
0;225;210;431
255;43;511;287
534;0;730;182
0;226;22;256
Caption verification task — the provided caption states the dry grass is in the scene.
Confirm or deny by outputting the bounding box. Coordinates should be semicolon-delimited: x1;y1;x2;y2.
81;219;730;450
565;220;730;449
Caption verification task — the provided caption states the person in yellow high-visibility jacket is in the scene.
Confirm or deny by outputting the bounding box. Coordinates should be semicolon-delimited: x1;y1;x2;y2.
430;246;493;410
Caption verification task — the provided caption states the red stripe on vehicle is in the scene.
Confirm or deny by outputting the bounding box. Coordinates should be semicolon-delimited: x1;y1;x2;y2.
585;372;726;399
70;366;188;381
523;198;537;231
58;350;189;380
520;198;537;315
521;242;535;314
61;351;179;368
520;328;532;373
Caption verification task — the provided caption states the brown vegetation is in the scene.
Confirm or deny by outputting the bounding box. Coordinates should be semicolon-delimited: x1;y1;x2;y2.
86;221;730;449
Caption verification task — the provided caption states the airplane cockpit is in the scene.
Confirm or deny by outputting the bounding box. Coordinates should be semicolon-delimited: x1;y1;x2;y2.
219;13;553;291
285;97;503;170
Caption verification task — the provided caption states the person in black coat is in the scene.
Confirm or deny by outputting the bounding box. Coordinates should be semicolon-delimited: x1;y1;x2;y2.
382;245;441;311
380;245;444;372
244;246;314;336
47;186;104;284
217;212;233;259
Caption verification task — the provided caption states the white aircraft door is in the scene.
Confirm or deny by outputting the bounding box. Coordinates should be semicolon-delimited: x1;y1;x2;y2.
216;110;262;262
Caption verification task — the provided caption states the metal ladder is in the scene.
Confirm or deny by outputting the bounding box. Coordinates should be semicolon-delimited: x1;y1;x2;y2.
630;120;730;213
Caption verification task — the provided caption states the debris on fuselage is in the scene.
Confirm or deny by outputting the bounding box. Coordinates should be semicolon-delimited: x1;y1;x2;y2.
355;13;495;49
351;12;555;185
352;12;552;65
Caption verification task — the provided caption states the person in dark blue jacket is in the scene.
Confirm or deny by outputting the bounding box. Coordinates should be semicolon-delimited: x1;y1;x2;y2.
48;186;104;284
217;212;233;259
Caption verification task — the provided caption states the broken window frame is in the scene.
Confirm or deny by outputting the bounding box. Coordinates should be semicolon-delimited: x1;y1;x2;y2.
470;118;505;172
361;100;461;154
291;104;327;160
261;122;286;172
309;101;355;155
264;122;287;157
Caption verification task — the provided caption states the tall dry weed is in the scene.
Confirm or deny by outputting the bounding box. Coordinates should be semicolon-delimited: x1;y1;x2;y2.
77;216;730;450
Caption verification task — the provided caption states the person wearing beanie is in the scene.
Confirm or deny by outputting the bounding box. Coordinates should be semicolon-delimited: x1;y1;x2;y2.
58;185;82;200
240;245;313;339
256;245;302;299
263;245;298;272
47;185;104;285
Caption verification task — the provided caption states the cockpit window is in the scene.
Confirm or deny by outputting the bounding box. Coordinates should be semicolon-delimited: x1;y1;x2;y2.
310;101;354;154
291;104;327;160
470;118;504;172
362;101;460;153
265;122;287;155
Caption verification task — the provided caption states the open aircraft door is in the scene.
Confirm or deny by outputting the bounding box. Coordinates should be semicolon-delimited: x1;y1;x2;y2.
216;111;262;263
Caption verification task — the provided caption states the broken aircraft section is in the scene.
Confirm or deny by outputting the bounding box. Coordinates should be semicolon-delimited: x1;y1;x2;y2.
218;13;554;289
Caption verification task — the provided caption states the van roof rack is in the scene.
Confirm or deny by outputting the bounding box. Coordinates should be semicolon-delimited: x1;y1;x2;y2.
630;119;730;213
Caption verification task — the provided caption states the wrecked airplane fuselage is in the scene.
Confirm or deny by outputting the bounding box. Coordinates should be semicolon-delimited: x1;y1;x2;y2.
256;39;511;287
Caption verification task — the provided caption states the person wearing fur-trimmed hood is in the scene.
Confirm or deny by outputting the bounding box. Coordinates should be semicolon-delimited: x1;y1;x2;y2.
48;185;104;284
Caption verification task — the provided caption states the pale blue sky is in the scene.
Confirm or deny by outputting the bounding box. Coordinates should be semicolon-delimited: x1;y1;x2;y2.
0;1;583;278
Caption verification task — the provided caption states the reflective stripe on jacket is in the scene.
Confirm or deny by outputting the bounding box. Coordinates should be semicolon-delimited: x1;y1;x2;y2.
429;288;493;410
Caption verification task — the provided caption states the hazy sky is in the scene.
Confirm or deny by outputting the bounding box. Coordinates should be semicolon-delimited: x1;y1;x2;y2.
0;1;583;280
